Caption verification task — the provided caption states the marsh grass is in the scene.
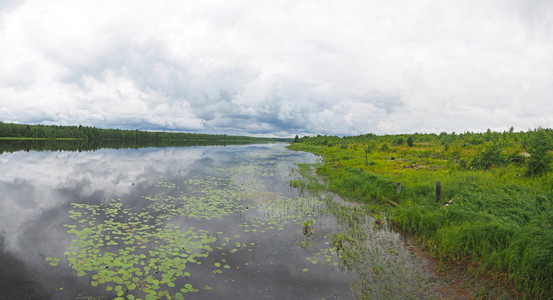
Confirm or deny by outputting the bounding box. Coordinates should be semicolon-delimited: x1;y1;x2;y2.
295;163;446;299
290;140;553;298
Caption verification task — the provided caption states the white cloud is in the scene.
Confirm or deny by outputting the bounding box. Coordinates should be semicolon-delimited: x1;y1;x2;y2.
1;0;552;136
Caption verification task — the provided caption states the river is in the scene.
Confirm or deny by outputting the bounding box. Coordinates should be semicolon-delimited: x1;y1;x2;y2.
0;143;356;299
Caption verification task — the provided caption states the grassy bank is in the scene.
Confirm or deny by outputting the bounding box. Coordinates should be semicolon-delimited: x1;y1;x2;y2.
293;163;449;299
289;131;553;298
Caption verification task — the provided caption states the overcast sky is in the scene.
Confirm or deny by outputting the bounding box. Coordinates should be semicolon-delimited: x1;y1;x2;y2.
1;0;552;137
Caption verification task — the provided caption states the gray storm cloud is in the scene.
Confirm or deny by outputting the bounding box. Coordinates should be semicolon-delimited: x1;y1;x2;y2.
1;0;552;136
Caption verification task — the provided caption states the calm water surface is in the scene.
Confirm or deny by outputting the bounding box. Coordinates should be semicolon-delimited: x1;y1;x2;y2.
0;144;354;299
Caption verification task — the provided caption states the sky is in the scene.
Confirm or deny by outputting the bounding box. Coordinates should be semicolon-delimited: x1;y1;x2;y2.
1;0;552;137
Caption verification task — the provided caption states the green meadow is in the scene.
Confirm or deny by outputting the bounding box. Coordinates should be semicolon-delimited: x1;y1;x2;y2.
289;128;553;298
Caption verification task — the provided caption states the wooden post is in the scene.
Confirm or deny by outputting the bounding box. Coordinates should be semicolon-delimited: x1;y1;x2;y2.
436;181;442;204
396;182;401;195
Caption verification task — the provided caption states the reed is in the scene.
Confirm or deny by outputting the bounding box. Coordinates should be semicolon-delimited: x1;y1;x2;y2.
289;137;553;298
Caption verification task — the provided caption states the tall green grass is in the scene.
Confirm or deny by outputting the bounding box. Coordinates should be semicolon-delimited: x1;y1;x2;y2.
393;172;553;297
290;142;553;298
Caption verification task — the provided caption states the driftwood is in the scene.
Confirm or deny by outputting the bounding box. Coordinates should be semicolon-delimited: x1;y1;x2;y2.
382;196;400;207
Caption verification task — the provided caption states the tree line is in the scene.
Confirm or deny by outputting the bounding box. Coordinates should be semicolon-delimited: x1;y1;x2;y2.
0;122;274;143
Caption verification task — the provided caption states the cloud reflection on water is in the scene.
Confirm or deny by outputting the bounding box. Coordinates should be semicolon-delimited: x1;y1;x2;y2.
0;144;353;300
0;146;221;254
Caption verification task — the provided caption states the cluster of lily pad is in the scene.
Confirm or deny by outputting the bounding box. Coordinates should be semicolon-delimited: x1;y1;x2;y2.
45;150;346;299
60;200;217;299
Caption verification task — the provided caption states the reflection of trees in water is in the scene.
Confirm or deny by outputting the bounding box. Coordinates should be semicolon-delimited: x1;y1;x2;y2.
0;139;268;155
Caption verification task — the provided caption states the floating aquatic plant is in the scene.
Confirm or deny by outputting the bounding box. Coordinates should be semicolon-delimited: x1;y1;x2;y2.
45;149;346;299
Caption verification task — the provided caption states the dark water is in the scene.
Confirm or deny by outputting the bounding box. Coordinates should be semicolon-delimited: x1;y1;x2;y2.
0;144;354;299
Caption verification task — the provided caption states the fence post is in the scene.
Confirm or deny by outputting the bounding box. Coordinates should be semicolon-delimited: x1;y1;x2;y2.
397;182;401;195
436;181;442;204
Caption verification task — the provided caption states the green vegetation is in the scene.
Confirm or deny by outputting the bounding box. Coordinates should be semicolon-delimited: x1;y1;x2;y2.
289;128;553;298
0;122;274;143
43;149;344;299
294;163;444;299
0;122;277;155
302;219;314;235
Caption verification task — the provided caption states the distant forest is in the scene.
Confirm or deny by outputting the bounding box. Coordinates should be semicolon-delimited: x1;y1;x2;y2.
295;126;551;148
0;122;277;143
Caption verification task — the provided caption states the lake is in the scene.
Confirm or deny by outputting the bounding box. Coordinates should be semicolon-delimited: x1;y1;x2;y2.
0;143;355;299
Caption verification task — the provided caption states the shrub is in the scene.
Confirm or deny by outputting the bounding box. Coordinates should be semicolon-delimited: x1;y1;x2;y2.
471;143;506;169
407;136;414;147
525;128;552;176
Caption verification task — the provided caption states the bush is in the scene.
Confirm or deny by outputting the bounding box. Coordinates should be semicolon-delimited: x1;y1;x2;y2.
471;143;506;169
407;136;414;147
525;128;552;176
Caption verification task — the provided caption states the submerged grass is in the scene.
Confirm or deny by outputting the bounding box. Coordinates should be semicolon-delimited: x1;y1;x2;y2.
294;163;444;299
290;140;553;298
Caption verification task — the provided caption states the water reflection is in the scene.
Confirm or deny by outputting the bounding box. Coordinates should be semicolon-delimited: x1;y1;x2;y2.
0;147;204;253
0;144;353;299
